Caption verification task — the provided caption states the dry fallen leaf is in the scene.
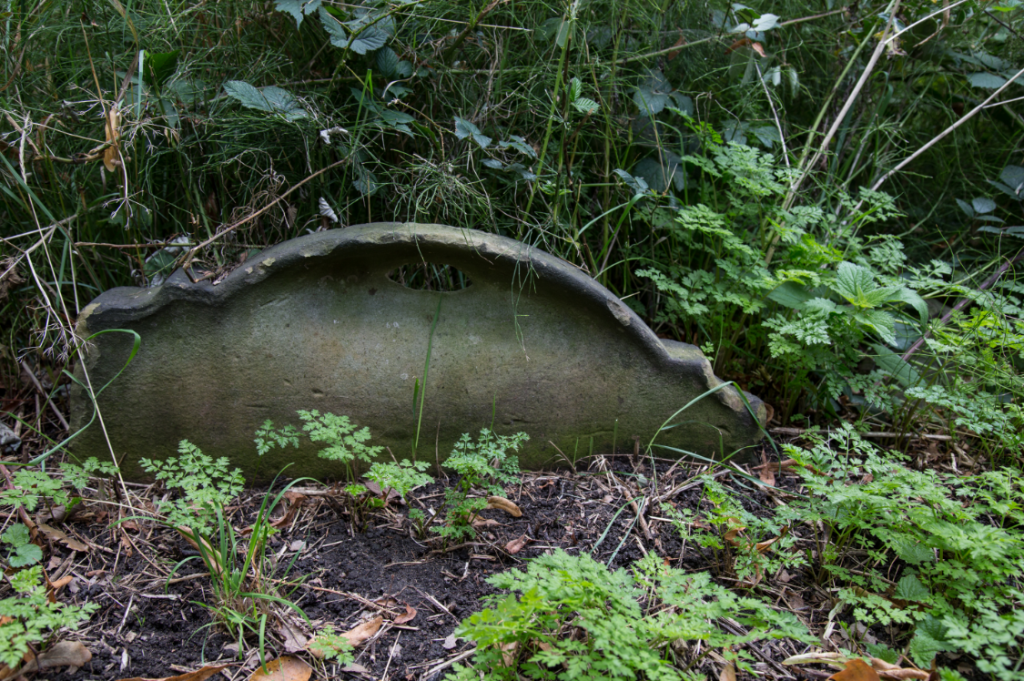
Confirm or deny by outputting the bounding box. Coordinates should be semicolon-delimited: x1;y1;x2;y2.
394;604;417;624
38;523;89;552
248;656;311;681
829;659;882;681
276;620;308;654
471;518;501;529
505;534;529;555
113;662;230;681
442;634;458;650
486;496;522;517
342;616;382;646
720;661;737;681
758;453;776;486
499;641;517;667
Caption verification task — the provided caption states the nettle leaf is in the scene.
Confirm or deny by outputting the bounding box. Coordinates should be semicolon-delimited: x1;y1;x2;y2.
972;196;997;213
966;72;1007;89
893;573;930;602
224;81;307;120
613;168;650;195
855;309;897;344
454;116;491;148
752;12;780;30
833;262;877;305
319;7;349;47
768;281;814;309
889;288;928;327
482;158;504;170
276;0;323;26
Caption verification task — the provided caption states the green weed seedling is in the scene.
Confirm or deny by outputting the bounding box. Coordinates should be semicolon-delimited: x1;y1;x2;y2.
1;524;42;569
297;410;382;483
779;424;1024;680
448;550;811;681
307;624;355;665
434;429;527;543
0;469;68;513
365;459;433;508
0;566;97;669
139;435;313;665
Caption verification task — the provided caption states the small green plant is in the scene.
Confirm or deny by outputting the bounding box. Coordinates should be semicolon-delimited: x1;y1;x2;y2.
365;459;433;506
434;430;527;543
139;435;311;664
0;470;68;512
61;457;120;494
307;624;355;664
0;566;97;669
448;550;810;681
780;424;1024;680
297;410;382;482
1;524;41;568
407;508;431;540
140;440;245;534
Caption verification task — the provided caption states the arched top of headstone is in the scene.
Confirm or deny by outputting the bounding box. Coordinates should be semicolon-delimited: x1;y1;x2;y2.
74;223;766;479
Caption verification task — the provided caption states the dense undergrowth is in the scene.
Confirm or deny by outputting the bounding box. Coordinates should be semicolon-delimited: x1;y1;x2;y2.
2;0;1024;679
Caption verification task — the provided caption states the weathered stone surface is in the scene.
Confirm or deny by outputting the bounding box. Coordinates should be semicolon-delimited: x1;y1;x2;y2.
71;223;766;480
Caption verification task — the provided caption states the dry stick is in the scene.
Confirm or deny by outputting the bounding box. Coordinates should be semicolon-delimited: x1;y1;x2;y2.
870;63;1024;193
17;360;69;430
794;0;902;198
181;158;349;276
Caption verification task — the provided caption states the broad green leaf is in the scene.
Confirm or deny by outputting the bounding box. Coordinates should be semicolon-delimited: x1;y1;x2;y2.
854;309;896;344
350;26;388;55
768;281;813;309
613;168;650;195
568;77;582;102
669;92;694;116
2;524;30;547
889;288;929;327
752;13;780;30
955;198;974;218
376;47;400;77
573;97;599;114
893;573;930;602
224;81;307;120
482;159;503;169
319;7;349;47
454;116;491;148
833;262;877;306
276;0;322;26
972;196;997;214
966;72;1006;89
498;136;537;158
9;544;42;568
634;68;671;116
142;50;179;88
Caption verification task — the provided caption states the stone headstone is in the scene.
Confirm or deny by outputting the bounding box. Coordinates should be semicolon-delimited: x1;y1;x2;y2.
70;223;767;480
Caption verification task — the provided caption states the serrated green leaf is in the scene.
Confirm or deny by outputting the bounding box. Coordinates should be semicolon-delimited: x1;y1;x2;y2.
9;543;42;567
2;524;30;548
454;116;481;140
223;81;307;120
768;281;814;309
276;0;322;26
871;344;921;388
319;7;348;47
350;26;388;55
893;573;930;602
395;60;413;78
955;198;975;218
752;12;780;30
569;77;582;102
376;47;400;77
966;72;1006;89
855;309;896;344
972;197;997;214
833;262;879;307
573;97;599;114
498;135;536;158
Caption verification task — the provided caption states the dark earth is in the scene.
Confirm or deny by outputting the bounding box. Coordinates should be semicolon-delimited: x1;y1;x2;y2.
35;448;833;681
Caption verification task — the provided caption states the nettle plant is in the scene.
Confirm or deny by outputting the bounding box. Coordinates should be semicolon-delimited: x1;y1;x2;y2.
780;424;1024;680
435;429;527;543
448;550;811;681
636;139;926;417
